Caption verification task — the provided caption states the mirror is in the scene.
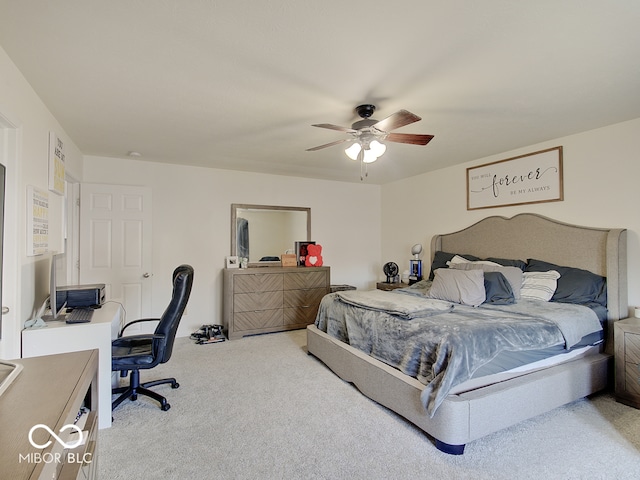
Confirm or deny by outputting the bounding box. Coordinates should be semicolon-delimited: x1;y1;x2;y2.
231;204;311;266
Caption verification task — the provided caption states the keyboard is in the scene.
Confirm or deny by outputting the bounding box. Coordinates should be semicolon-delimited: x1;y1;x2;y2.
65;308;94;324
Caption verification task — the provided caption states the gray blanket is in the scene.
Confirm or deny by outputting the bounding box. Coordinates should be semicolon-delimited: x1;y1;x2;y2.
315;291;602;417
335;290;453;318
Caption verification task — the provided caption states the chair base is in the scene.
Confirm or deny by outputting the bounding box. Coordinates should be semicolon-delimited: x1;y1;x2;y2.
112;369;180;412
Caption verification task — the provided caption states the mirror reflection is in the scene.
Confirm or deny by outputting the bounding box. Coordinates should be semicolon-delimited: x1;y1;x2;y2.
231;204;311;265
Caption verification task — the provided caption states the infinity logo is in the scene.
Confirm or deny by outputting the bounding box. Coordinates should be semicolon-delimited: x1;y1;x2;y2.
28;424;83;449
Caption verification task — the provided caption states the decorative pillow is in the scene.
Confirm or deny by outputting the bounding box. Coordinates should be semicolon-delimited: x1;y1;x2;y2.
427;268;486;307
520;270;561;301
483;271;515;305
525;258;606;307
449;263;523;300
428;251;480;280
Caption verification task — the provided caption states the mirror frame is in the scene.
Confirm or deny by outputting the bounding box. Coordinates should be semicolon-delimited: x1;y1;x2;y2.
230;204;311;267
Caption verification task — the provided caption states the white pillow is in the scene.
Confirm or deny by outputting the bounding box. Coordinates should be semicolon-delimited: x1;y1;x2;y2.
447;255;502;267
520;270;561;301
427;268;486;307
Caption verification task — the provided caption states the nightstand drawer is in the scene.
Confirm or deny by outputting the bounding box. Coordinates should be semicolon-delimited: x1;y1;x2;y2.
625;362;640;396
615;318;640;408
624;332;640;363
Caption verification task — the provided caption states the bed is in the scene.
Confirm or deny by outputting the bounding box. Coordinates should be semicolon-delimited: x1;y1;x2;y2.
307;213;627;454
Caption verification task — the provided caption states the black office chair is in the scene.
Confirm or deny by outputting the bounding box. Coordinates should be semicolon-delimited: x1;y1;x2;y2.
111;264;194;412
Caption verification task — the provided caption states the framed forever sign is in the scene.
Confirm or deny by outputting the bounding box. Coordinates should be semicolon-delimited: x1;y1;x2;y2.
466;146;563;210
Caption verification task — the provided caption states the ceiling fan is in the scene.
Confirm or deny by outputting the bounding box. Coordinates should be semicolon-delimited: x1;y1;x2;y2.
306;104;434;179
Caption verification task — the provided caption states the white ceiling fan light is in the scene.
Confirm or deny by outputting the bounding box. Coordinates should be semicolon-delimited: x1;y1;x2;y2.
345;142;362;160
362;148;379;164
369;140;386;157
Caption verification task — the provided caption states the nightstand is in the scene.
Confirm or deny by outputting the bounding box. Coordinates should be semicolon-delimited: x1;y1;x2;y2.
376;282;406;291
614;317;640;409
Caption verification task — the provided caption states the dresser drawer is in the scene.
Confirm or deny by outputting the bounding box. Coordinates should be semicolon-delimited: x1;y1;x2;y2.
284;305;319;325
284;270;327;290
284;287;327;308
235;273;283;293
234;309;283;331
234;291;283;312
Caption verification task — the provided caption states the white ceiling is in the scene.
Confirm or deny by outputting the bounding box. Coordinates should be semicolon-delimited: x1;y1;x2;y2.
1;1;639;184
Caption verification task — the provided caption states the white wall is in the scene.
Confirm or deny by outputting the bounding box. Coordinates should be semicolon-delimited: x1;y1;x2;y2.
381;118;640;316
83;156;381;337
0;46;84;359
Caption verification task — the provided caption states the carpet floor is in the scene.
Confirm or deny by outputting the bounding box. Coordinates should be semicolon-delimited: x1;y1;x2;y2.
99;329;640;479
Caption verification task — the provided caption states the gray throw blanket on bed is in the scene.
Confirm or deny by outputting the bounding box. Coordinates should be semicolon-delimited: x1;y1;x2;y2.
335;290;453;318
315;292;602;417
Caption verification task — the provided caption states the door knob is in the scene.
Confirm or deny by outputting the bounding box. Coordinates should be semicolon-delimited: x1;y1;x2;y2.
143;273;153;278
1;306;9;315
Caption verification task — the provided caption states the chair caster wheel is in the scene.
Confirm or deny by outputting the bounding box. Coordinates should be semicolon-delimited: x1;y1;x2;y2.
172;382;180;389
162;403;171;411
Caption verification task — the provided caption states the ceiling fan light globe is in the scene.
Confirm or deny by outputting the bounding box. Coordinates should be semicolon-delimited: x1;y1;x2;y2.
369;140;386;157
363;149;378;163
345;143;361;160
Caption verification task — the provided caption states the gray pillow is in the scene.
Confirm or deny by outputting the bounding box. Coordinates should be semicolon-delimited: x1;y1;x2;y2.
427;268;486;307
449;263;523;300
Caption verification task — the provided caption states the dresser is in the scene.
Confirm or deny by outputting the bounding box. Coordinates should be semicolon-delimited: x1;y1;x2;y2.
614;317;640;408
223;266;330;339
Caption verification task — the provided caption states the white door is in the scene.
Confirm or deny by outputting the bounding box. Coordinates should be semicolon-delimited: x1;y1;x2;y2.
80;184;152;332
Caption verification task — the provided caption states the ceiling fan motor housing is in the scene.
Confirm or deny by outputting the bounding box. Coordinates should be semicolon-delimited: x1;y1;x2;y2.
355;104;376;118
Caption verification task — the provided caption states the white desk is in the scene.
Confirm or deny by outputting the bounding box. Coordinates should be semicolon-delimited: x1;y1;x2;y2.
21;302;122;429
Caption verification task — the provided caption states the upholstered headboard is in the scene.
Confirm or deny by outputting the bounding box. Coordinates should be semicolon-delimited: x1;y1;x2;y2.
431;214;627;349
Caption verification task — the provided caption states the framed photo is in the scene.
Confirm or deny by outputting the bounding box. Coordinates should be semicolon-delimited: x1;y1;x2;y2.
48;131;65;196
226;255;239;269
295;241;315;266
466;146;563;210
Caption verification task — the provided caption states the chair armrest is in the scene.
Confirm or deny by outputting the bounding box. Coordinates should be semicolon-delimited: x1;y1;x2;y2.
112;333;165;344
118;318;161;337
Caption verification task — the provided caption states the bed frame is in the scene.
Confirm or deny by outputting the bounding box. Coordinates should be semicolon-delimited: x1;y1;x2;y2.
307;213;627;454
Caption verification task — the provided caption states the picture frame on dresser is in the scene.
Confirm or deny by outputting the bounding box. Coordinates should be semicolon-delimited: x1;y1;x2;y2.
295;241;315;266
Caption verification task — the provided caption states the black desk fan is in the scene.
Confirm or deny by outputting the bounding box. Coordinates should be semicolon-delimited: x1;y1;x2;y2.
383;262;399;283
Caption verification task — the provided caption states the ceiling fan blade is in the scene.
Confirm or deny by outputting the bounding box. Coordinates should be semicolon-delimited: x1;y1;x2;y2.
311;123;356;133
306;138;349;151
372;110;421;132
385;133;434;146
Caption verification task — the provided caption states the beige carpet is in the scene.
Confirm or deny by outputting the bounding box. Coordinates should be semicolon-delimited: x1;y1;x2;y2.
99;329;640;479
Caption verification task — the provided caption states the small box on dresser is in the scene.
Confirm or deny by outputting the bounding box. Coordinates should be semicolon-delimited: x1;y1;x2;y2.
614;317;640;408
